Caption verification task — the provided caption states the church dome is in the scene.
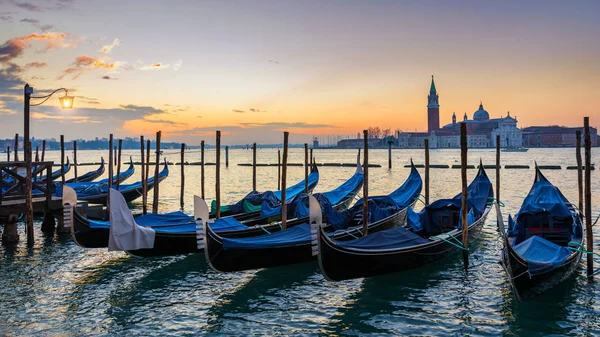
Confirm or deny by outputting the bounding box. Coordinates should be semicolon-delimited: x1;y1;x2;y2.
473;102;490;121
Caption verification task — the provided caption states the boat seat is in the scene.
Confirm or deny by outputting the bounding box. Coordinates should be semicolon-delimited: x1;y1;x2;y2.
518;211;573;246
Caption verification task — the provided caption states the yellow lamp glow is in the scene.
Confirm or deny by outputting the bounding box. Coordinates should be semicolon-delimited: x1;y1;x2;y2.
59;92;74;109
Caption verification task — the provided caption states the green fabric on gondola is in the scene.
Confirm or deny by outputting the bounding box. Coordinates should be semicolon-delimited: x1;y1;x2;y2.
211;200;232;213
243;200;262;213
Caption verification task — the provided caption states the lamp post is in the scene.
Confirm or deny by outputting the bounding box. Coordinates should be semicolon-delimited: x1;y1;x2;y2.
24;84;73;243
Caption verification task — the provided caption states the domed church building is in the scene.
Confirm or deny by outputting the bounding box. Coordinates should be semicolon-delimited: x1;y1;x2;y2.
397;76;523;148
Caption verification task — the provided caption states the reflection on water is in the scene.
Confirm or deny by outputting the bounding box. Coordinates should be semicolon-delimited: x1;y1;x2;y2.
0;148;599;335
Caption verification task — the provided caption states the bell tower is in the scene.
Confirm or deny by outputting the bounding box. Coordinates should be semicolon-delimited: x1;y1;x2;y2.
427;75;440;133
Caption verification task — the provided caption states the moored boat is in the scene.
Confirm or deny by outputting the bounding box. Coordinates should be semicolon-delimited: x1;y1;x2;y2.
316;164;493;281
203;162;422;272
65;158;105;183
497;165;583;301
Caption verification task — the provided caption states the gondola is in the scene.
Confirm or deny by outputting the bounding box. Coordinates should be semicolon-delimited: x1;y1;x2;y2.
35;157;71;182
497;165;583;301
317;164;493;281
203;162;422;272
78;160;166;205
67;161;326;250
212;164;320;218
65;158;105;183
102;161;363;257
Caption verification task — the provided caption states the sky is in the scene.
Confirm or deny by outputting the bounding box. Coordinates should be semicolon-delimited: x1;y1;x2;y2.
0;0;599;145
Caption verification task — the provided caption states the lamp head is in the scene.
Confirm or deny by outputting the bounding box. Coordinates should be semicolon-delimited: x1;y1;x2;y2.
59;91;74;109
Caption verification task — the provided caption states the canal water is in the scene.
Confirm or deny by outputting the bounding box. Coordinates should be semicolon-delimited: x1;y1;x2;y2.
1;147;599;336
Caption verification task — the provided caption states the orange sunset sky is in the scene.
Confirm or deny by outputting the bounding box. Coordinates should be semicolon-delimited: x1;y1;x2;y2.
0;0;599;144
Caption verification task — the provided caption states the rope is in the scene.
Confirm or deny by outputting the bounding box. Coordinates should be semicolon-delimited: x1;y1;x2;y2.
486;197;504;207
256;224;271;235
567;241;600;257
430;233;470;251
593;214;600;227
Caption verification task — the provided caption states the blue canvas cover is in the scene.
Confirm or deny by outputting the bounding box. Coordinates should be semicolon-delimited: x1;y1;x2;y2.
272;169;319;202
406;206;422;232
513;235;571;275
89;211;194;229
516;180;572;219
222;223;312;250
321;170;363;205
335;226;429;250
60;164;166;198
322;166;422;230
259;169;362;220
211;169;319;214
151;217;249;234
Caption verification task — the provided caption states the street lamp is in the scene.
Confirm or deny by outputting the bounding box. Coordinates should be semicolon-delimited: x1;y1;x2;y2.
23;84;74;243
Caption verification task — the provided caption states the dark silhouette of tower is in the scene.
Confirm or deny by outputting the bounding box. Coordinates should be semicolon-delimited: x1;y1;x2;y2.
427;76;439;133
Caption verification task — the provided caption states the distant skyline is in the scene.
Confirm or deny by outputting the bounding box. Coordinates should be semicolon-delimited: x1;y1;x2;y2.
0;0;599;145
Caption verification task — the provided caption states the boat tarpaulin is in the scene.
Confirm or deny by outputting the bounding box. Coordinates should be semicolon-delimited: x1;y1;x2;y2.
222;223;312;250
335;226;429;250
513;235;571;275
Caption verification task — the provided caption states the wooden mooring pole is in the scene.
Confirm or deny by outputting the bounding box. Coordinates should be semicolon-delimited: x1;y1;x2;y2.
310;148;313;167
496;135;500;203
116;139;122;190
388;141;392;170
180;143;185;209
40;139;45;180
225;146;229;168
201;140;205;199
6;146;10;161
107;134;113;215
14;133;18;162
281;132;289;229
576;130;583;213
304;143;309;193
460;123;469;269
60;135;65;184
277;149;281;190
144;139;150;215
584;117;593;277
152;131;161;214
252;143;257;191
424;139;430;205
363;130;369;236
141;136;147;215
73;141;78;182
35;146;39;162
216;131;221;219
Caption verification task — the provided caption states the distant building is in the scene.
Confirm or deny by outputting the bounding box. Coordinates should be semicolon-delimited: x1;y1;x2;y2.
398;77;522;148
336;76;596;149
522;126;598;147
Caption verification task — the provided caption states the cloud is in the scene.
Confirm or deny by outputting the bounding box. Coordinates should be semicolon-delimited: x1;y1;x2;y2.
143;118;188;126
99;38;120;54
10;0;74;12
268;60;280;64
20;18;39;24
0;62;23;91
0;15;13;22
0;101;16;115
173;59;182;70
140;62;169;70
25;61;47;68
239;122;335;129
60;55;121;80
20;18;54;31
232;109;245;113
13;2;43;12
101;75;117;80
0;32;79;64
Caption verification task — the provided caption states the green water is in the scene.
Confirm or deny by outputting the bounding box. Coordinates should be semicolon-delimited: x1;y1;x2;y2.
1;148;599;336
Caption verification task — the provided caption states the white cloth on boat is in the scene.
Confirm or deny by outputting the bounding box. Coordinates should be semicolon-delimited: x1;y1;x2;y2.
108;188;155;251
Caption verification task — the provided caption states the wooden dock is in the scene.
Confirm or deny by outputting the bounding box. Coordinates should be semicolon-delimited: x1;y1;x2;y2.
0;196;63;216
